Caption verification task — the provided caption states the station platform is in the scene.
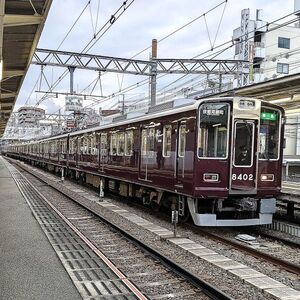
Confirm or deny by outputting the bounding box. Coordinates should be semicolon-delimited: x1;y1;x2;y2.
0;156;81;300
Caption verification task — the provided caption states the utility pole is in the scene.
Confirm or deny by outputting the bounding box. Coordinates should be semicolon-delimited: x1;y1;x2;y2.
150;39;157;107
68;66;76;94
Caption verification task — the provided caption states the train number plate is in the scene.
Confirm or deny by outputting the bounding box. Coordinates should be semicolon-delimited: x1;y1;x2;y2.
232;174;253;181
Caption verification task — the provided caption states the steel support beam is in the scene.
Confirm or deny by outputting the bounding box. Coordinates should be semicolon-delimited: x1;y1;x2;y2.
33;48;248;76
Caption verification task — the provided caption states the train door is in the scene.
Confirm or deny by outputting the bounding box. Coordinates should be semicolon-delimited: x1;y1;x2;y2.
230;119;257;192
175;122;186;187
139;126;156;181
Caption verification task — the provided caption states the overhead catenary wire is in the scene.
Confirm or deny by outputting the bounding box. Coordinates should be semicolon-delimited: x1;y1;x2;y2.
77;0;229;110
155;14;300;96
34;3;300;120
85;12;300;111
56;0;91;51
42;0;228;115
35;0;135;107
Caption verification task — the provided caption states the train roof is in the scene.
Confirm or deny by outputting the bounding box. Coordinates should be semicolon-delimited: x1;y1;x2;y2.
18;96;283;144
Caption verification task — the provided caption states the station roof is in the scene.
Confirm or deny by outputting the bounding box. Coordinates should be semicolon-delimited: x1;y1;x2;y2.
0;0;52;137
196;73;300;114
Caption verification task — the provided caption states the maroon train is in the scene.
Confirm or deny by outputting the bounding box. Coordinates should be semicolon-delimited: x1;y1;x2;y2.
5;97;285;226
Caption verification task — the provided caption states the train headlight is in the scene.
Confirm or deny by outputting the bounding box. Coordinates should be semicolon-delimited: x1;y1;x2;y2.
203;173;219;182
261;174;274;181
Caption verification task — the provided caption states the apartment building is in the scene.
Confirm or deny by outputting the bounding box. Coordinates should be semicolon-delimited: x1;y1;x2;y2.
233;7;300;84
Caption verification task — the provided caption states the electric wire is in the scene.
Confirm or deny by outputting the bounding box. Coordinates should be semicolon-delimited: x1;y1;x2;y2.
35;0;135;107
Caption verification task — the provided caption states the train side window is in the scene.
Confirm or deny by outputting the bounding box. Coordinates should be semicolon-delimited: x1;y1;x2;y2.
91;133;98;155
125;130;133;156
178;125;186;157
149;128;155;156
90;134;94;155
141;128;155;157
117;132;125;156
110;133;117;155
81;136;88;154
79;137;83;154
198;103;229;158
100;133;107;155
69;138;73;154
141;129;148;156
60;140;64;154
84;136;89;154
163;125;172;157
69;139;73;154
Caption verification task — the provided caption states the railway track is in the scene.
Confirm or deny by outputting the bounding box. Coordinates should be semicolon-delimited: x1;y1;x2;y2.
107;194;300;276
6;158;231;300
191;227;300;276
6;157;300;299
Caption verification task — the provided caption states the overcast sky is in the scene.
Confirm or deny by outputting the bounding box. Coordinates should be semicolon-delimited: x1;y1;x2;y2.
16;0;296;114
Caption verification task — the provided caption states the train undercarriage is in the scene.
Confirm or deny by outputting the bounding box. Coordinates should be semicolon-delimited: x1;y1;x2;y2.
12;155;277;227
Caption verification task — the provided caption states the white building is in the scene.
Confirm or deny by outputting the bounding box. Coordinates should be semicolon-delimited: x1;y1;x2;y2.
233;8;300;84
17;106;45;127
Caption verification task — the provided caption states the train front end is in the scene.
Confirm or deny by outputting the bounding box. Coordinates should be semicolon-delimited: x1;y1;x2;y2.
189;97;284;226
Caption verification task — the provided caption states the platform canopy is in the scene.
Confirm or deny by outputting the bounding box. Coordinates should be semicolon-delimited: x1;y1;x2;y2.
196;73;300;115
0;0;52;137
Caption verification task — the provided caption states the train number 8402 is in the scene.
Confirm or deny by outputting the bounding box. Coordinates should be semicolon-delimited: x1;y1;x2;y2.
232;174;254;181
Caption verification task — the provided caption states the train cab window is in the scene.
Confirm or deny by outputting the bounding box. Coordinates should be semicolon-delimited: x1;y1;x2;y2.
125;130;133;156
110;133;117;155
198;103;229;158
234;121;254;167
259;108;281;160
117;132;125;156
178;125;186;157
163;125;172;157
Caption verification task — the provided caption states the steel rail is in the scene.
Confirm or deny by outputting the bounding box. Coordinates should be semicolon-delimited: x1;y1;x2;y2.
7;157;232;300
194;228;300;276
6;161;148;300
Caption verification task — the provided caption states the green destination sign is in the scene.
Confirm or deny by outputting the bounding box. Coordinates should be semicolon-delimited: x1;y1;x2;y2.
261;112;276;121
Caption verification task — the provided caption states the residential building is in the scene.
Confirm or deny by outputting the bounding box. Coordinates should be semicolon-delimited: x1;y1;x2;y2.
233;8;300;84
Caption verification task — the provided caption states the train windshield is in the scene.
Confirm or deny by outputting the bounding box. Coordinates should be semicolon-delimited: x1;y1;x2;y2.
259;107;281;160
198;103;229;158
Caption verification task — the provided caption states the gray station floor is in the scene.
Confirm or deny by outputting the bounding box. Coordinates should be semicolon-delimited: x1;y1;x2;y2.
0;156;81;300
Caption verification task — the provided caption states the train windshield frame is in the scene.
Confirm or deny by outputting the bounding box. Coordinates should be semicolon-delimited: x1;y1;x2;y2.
198;102;229;159
233;121;254;167
259;107;281;160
